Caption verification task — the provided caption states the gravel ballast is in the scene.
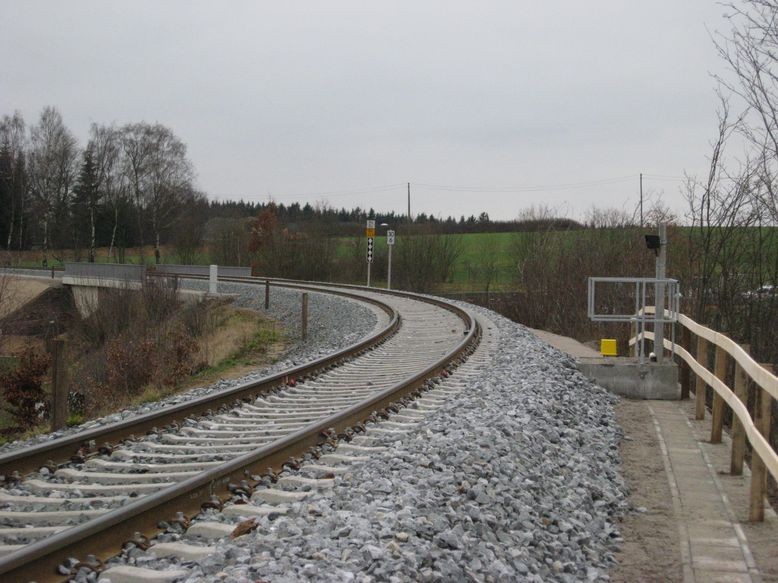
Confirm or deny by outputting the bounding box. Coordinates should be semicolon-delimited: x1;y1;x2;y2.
102;304;629;582
0;279;381;455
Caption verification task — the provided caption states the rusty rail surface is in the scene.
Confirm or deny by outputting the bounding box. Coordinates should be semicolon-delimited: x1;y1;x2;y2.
0;276;479;582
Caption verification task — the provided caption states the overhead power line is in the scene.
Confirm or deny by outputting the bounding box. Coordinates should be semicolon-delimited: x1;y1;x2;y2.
212;183;407;202
210;174;685;203
413;175;637;193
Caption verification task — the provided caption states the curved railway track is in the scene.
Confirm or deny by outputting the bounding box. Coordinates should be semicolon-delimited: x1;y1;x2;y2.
0;277;479;582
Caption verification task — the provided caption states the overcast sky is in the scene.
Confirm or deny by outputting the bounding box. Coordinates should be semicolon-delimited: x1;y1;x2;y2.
2;1;733;221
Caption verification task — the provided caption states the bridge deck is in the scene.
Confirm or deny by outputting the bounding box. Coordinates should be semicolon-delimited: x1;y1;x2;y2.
532;329;778;583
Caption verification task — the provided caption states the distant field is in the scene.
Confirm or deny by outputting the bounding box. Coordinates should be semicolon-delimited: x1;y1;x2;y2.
4;234;523;290
357;232;520;291
14;226;774;293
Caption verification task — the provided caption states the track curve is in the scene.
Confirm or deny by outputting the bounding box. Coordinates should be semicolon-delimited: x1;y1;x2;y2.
0;278;479;582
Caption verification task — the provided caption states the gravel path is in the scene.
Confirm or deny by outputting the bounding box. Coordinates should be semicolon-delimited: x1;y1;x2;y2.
0;280;381;456
99;303;629;582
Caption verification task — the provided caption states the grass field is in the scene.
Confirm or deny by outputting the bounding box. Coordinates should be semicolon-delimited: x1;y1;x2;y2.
14;226;775;293
5;234;523;290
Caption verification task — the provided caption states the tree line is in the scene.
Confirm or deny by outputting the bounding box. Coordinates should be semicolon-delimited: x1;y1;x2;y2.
0;108;198;264
1;107;596;268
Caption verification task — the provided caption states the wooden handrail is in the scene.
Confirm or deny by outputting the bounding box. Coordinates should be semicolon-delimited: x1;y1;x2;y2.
630;310;776;521
635;329;778;484
677;313;778;402
633;307;778;402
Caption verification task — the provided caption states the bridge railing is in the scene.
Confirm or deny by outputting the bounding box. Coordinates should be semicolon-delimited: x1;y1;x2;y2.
63;262;146;282
152;264;251;278
630;309;777;521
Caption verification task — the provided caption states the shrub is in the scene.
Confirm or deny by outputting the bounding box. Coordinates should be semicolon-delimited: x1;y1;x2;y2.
0;347;50;432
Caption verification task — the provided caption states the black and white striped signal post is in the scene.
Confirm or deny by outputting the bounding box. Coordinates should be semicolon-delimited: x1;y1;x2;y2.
366;219;375;287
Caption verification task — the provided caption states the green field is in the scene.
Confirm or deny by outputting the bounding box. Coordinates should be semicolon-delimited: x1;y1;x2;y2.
17;226;775;293
441;232;518;288
7;233;523;290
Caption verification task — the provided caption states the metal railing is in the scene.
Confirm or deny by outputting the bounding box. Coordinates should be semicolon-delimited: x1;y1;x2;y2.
154;264;251;278
63;262;146;281
588;276;680;361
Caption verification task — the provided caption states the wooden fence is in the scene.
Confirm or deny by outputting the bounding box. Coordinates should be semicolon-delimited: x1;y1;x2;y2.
632;310;776;521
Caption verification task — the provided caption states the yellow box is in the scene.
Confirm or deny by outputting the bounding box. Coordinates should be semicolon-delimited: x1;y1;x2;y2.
600;338;618;357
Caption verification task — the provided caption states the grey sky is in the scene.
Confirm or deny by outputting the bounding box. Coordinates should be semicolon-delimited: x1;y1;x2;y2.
2;1;731;221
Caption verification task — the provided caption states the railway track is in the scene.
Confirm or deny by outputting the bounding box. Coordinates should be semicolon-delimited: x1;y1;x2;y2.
0;278;479;582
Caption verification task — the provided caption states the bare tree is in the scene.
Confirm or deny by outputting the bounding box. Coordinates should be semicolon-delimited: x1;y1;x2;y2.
146;126;193;263
584;206;636;228
475;236;501;301
715;1;778;222
0;112;28;252
27;107;79;265
394;225;463;293
88;124;124;261
120;123;193;263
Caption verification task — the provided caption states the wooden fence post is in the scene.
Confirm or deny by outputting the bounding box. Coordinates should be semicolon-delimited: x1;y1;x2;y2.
749;363;773;522
50;338;68;431
301;293;308;341
680;326;692;400
264;280;270;310
730;359;748;475
695;336;708;420
710;345;727;443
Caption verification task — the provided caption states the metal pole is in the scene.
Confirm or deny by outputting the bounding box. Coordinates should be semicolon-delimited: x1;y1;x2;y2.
407;183;411;221
655;223;667;363
264;280;270;309
50;338;68;431
639;173;644;228
633;281;639;357
367;262;371;288
640;282;647;363
301;292;308;340
387;244;392;290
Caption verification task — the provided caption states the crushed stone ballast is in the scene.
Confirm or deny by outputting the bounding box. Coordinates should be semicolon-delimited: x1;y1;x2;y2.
0;279;479;582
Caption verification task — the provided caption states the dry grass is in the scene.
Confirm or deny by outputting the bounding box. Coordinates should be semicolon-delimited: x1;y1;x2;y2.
2;336;46;355
0;277;54;319
196;306;275;367
124;306;285;409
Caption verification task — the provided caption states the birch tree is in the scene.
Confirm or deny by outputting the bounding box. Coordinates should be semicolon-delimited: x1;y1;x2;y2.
120;123;192;263
87;124;123;261
145;125;193;263
0;112;28;251
27;107;79;265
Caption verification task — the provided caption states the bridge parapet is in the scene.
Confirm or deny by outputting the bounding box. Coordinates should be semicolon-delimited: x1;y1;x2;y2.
63;262;146;287
62;263;148;317
153;264;251;278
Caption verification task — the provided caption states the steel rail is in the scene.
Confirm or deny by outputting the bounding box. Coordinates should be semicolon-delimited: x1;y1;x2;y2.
0;278;479;582
0;282;398;477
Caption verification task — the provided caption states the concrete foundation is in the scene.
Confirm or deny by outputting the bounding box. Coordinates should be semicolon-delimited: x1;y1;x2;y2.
576;356;679;400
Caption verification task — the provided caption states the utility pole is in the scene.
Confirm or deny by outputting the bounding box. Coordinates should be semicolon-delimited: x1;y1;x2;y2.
407;183;411;222
654;223;667;363
640;173;644;228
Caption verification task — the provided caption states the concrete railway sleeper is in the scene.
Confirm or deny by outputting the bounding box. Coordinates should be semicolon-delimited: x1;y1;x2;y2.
0;277;479;582
97;313;498;583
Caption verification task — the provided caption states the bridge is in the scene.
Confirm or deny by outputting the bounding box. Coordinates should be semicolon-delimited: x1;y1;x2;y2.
60;263;250;316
